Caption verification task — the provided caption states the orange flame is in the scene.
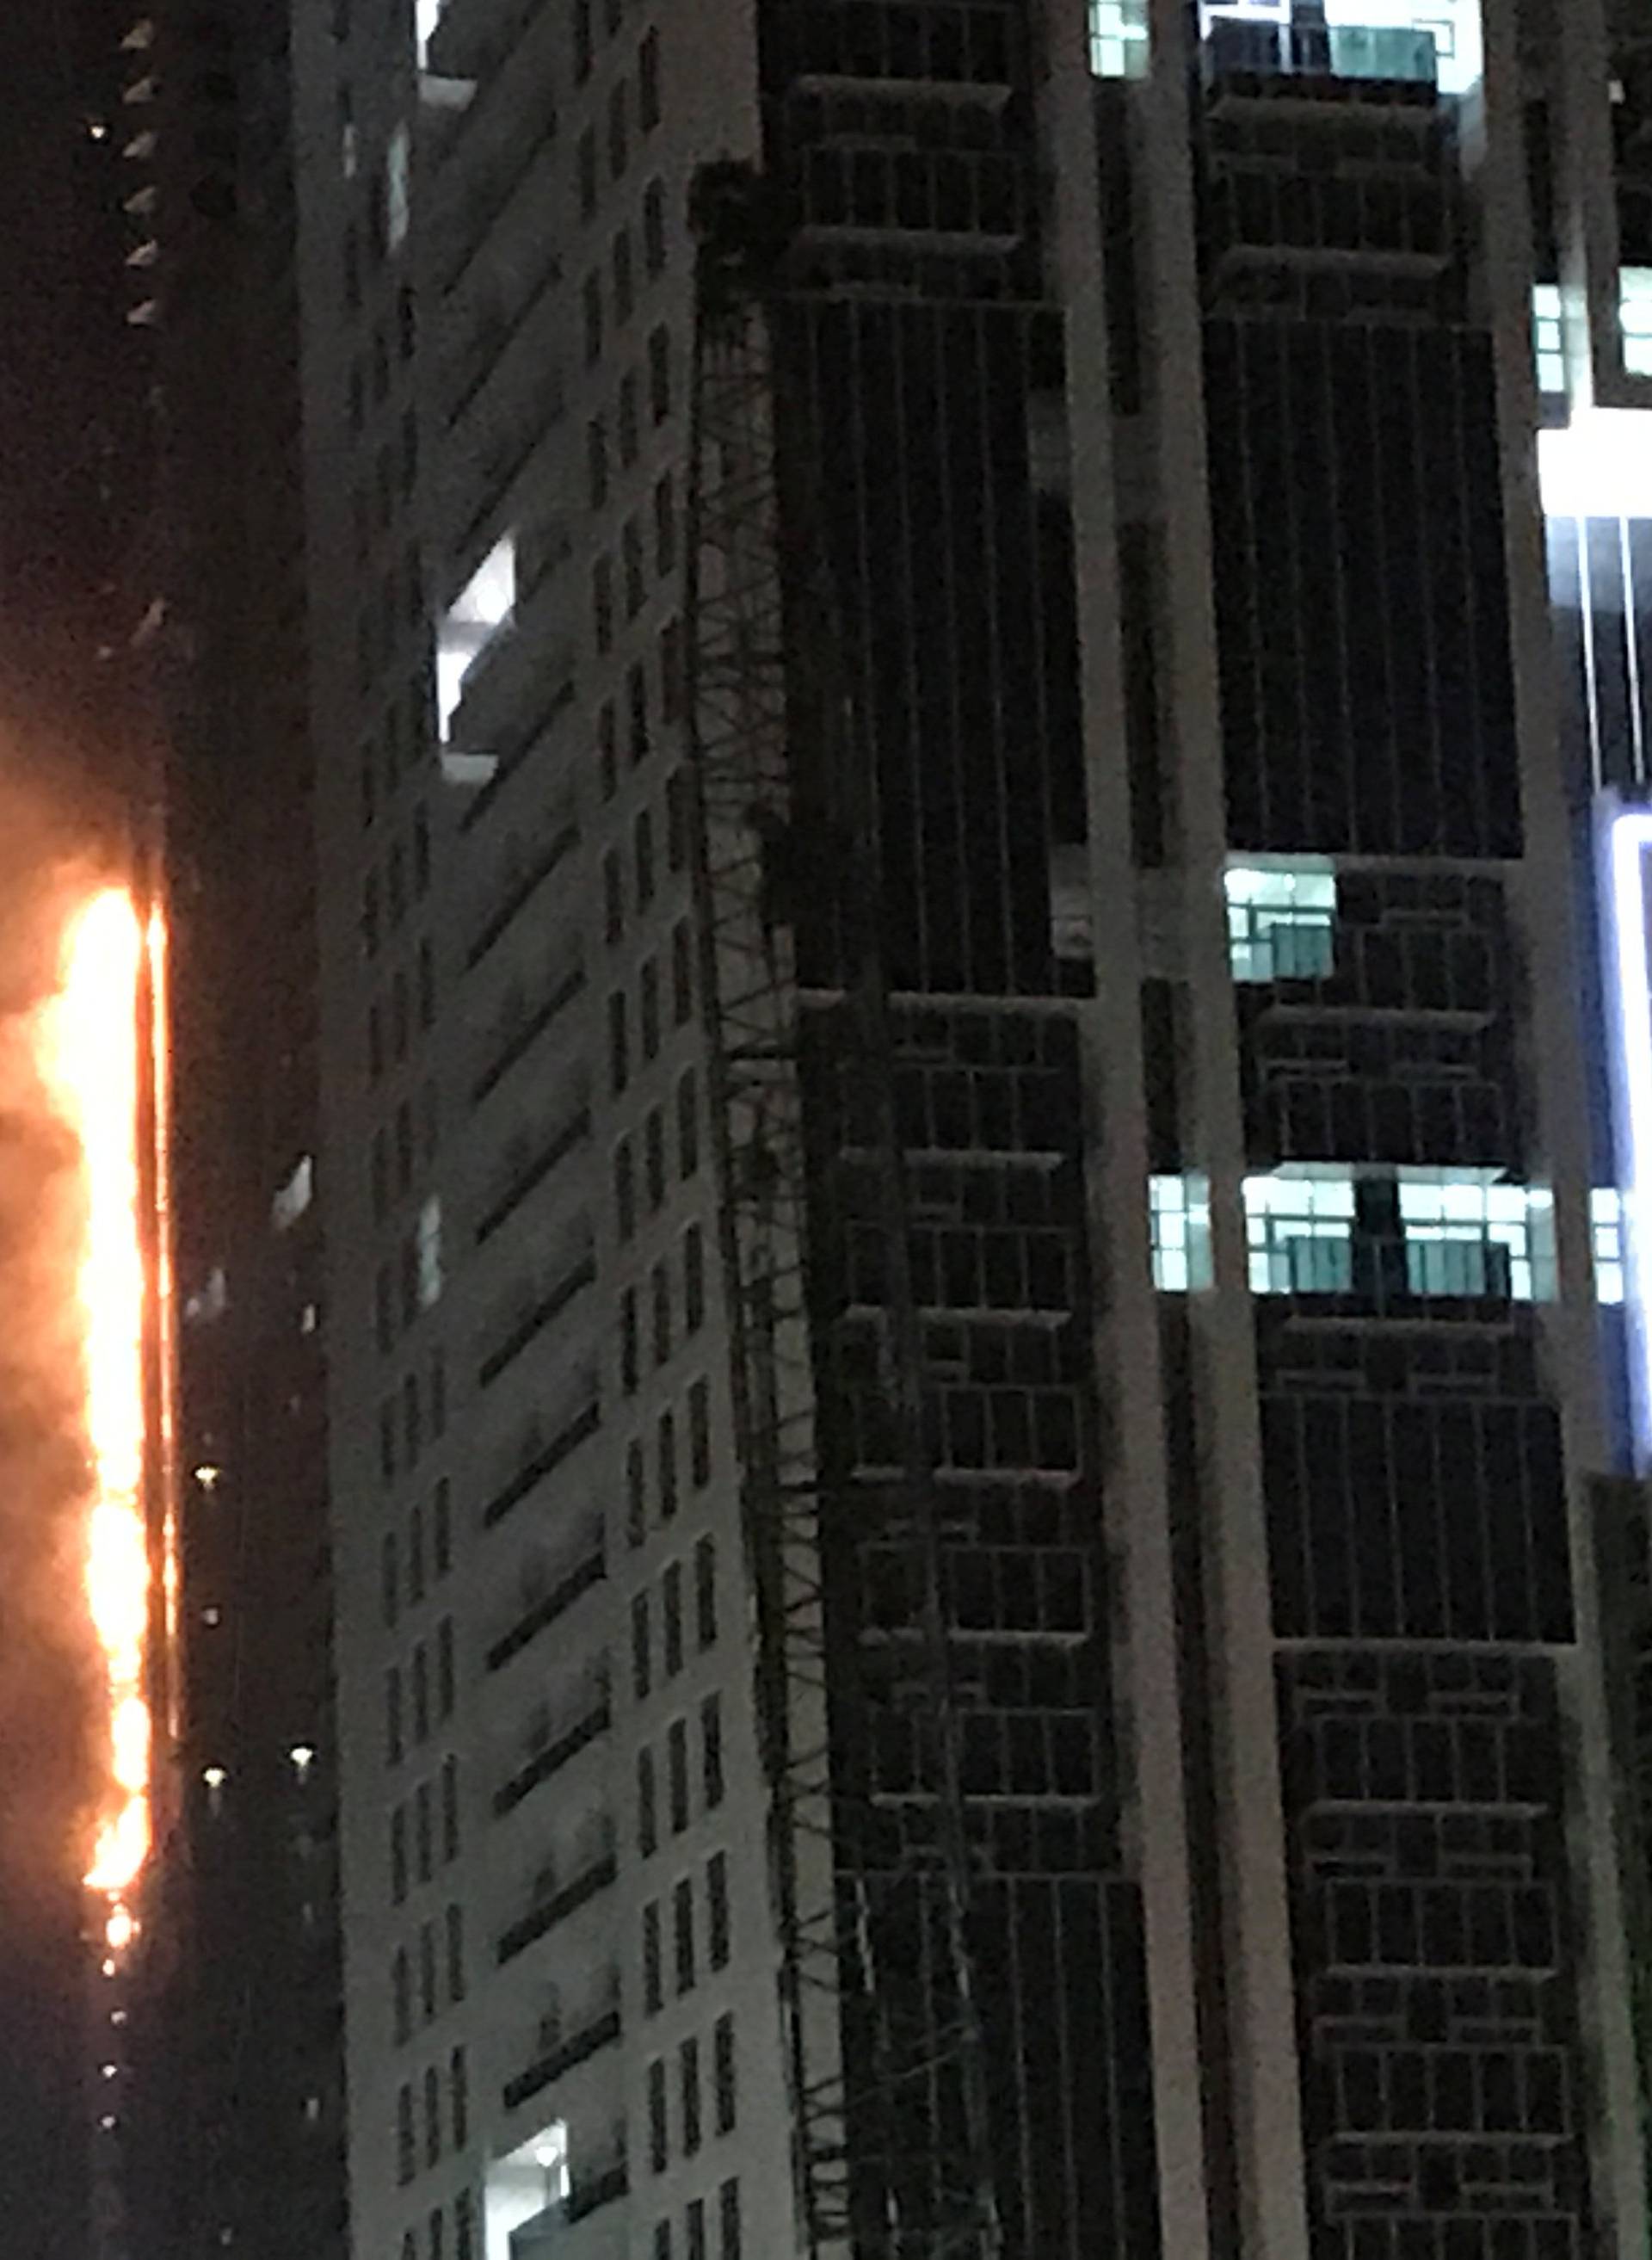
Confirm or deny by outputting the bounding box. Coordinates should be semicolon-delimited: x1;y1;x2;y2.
39;888;152;1901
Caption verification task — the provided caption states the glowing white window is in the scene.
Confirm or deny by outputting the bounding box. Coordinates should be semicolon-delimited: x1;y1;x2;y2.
1532;283;1564;398
1244;1171;1356;1294
1594;1187;1626;1306
1089;0;1149;77
1149;1173;1212;1292
436;534;516;744
1225;861;1337;984
271;1152;314;1232
1396;1174;1553;1302
415;0;445;66
484;2120;569;2260
1623;270;1652;380
385;124;411;254
1199;2;1480;95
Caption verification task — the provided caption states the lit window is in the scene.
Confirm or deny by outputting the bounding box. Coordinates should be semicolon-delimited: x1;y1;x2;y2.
415;0;443;65
1396;1174;1555;1303
385;124;410;251
1089;0;1148;77
1199;2;1480;96
417;1196;444;1308
1623;270;1652;380
1594;1188;1626;1307
1148;1174;1211;1293
435;535;516;744
1532;283;1564;399
1243;1171;1356;1296
1224;861;1336;984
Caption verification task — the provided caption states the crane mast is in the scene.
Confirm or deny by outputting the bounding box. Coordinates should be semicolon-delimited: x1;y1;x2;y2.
683;160;1002;2260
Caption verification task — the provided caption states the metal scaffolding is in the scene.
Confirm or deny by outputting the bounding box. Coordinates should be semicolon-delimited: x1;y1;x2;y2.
682;160;1001;2260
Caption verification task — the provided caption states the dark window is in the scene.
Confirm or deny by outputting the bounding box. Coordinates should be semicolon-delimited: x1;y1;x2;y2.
624;520;646;617
638;1744;657;1856
397;2084;416;2183
437;1618;455;1719
621;1287;640;1395
382;1532;399;1627
619;370;640;464
657;1410;678;1522
583;272;603;363
593;554;614;653
707;1851;730;1968
392;1947;411;2043
450;2046;469;2149
654;473;676;575
609;990;629;1094
578;127;598;218
661;616;684;721
701;1694;724;1810
663;1559;683;1674
627;1438;647;1548
613;226;634;324
646;1108;666;1210
681;2036;701;2154
632;1592;652;1701
588;417;609;510
644;1899;663;2013
615;1138;637;1239
412;1644;430;1742
441;1755;459;1861
684;1227;706;1335
667;774;689;870
674;1874;695;1994
604;849;625;945
644;179;667;274
654;2225;672;2260
648;2058;668;2170
669;1718;689;1832
651;1258;671;1364
608;78;628;177
599;699;619;800
638;26;661;127
694;1536;716;1647
689;1378;711;1486
433;1477;452;1573
649;324;672;423
391;1805;408;1901
627;661;650;763
446;1901;465;2002
635;809;655;905
677;1069;699;1177
385;1666;404;1766
672;920;693;1025
718;2180;741;2260
686;2200;706;2260
416;1782;433;1880
573;0;592;79
713;2014;736;2133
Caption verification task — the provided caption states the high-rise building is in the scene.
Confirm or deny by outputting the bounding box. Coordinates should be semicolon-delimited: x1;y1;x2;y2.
257;0;1652;2256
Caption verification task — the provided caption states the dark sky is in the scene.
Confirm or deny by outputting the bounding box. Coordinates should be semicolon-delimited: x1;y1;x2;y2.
0;10;142;2256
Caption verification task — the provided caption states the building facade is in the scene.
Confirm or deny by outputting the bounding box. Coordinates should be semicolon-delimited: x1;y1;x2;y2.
276;1;1652;2257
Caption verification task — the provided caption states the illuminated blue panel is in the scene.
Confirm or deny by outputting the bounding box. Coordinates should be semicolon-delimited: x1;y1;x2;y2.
1089;0;1149;77
1604;803;1652;1460
1225;861;1337;983
1199;1;1482;95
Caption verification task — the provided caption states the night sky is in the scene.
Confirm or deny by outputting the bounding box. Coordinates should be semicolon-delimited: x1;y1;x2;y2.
0;9;145;2254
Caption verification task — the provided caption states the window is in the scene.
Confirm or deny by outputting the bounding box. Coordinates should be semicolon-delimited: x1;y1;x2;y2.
619;370;640;465
648;2058;669;2171
382;1532;400;1627
632;1592;652;1701
644;180;667;275
397;2084;416;2183
615;1138;637;1238
1242;1173;1355;1296
437;1618;454;1719
416;1782;434;1881
379;1398;397;1483
625;519;646;617
635;808;656;906
391;1805;409;1901
622;1287;640;1395
608;79;629;177
663;1560;683;1675
588;416;610;510
433;1473;451;1568
713;2014;737;2133
430;2208;446;2260
694;1537;717;1648
450;2046;469;2149
649;324;672;423
1088;0;1149;77
657;1409;679;1522
639;26;661;127
441;1755;459;1861
446;1901;465;2003
718;2178;741;2260
600;698;619;800
605;849;626;946
707;1851;730;1968
404;1382;424;1479
573;0;592;78
435;534;517;744
674;1875;694;1994
420;1923;437;2019
1224;861;1336;984
627;1437;647;1548
654;473;676;576
669;1718;689;1832
583;271;603;363
594;554;614;654
613;225;635;324
413;1644;430;1742
701;1695;724;1810
689;1379;712;1486
609;991;630;1094
638;1744;658;1855
410;1512;427;1607
628;660;650;763
681;2037;702;2154
393;1946;411;2043
655;2225;673;2260
1148;1173;1212;1294
677;1070;700;1178
386;1667;404;1766
685;1227;706;1335
424;2064;441;2166
687;2199;706;2260
578;127;598;218
661;615;685;722
644;1899;663;2013
646;1108;667;1211
455;2191;474;2260
667;773;689;869
672;921;693;1026
652;1259;672;1364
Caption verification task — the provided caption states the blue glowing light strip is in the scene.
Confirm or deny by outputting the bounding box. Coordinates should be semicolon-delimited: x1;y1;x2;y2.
1606;806;1652;1464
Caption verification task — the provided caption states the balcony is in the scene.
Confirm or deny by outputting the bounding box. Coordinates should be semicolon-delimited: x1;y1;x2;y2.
502;2000;621;2114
